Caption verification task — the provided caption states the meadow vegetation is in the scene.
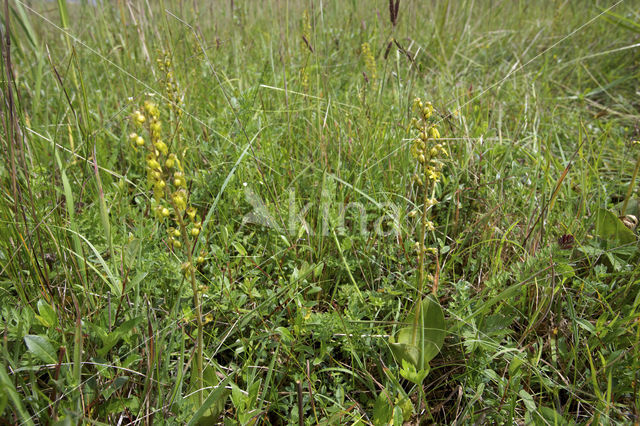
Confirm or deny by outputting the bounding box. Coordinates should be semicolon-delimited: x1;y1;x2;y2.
1;0;640;424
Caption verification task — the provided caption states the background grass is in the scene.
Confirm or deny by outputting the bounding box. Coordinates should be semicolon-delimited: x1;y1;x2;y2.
1;0;640;424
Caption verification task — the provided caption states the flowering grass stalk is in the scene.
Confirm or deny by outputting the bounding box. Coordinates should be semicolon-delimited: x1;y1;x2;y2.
410;98;446;297
130;98;206;405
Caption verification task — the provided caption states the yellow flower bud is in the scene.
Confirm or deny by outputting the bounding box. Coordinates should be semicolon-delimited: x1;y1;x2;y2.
150;121;162;134
144;100;156;113
133;111;145;124
172;190;187;211
136;136;145;146
429;126;440;139
154;140;168;155
191;227;200;237
147;159;161;170
161;207;170;217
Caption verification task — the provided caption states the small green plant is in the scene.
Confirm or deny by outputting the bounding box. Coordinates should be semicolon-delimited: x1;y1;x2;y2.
620;139;640;217
409;98;447;297
389;99;447;416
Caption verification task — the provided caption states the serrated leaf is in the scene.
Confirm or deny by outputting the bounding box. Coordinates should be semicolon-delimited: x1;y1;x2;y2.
24;335;57;364
399;359;430;385
373;392;393;425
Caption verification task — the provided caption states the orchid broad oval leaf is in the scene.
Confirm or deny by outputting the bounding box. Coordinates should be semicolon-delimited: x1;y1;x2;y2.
595;208;636;246
389;296;445;371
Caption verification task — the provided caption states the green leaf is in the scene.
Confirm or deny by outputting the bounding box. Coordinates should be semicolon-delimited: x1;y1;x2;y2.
0;366;33;425
24;334;57;364
399;359;430;385
519;389;536;412
11;1;39;49
187;374;233;426
97;317;143;357
37;299;57;328
103;397;139;416
274;327;294;343
389;296;445;371
373;392;394;426
555;262;575;281
393;406;404;426
595;208;636;246
232;241;247;257
536;406;569;425
0;386;7;418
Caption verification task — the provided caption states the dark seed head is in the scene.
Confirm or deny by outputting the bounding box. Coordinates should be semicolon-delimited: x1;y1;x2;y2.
558;234;574;250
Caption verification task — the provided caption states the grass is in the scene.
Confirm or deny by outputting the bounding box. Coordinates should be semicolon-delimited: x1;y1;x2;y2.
1;0;640;424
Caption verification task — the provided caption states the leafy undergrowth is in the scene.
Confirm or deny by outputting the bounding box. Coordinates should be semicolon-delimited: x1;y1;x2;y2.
1;1;639;424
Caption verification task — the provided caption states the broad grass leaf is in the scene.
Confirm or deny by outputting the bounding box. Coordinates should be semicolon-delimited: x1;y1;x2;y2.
389;296;445;371
595;208;636;246
187;374;232;426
